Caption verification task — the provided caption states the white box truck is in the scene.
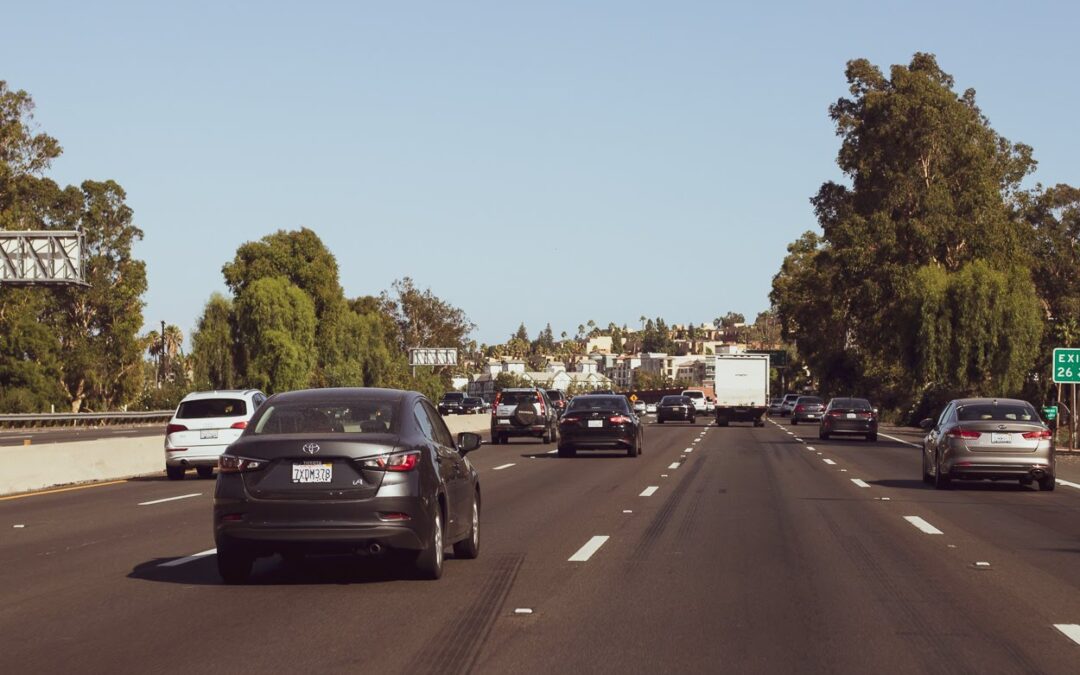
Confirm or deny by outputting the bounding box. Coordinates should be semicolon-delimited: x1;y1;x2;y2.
713;354;770;427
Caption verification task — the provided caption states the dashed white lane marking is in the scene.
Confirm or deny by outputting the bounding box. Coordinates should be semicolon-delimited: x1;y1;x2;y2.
806;447;816;451
568;536;610;562
159;548;217;567
1057;478;1080;490
974;561;991;568
684;447;693;453
493;463;515;471
622;510;633;514
879;432;921;448
514;608;534;615
693;439;700;443
138;493;202;506
794;437;803;442
851;479;871;488
13;524;25;528
822;458;836;465
1053;624;1080;645
904;516;943;535
640;486;659;497
546;449;557;454
668;462;681;470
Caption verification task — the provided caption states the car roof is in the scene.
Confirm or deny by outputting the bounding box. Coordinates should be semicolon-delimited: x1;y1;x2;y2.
267;387;413;405
180;389;262;401
953;397;1032;407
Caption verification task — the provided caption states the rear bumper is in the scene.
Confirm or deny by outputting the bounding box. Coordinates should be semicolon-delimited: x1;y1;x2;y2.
560;429;635;449
491;423;547;437
657;410;694;421
166;446;227;467
822;421;877;434
943;458;1055;481
716;407;765;422
792;412;823;423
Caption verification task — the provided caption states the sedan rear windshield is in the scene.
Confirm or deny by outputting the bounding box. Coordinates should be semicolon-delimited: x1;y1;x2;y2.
798;397;823;405
829;398;872;410
252;400;397;434
176;398;247;419
957;404;1037;422
659;396;688;405
567;396;629;412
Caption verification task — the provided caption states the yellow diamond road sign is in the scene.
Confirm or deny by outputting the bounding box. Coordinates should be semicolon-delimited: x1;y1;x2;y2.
629;394;638;402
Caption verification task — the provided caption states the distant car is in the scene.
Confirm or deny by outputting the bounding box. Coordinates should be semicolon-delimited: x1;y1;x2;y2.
790;396;825;425
681;390;709;415
546;389;569;416
460;397;486;414
557;394;643;458
213;387;482;583
165;389;267;480
632;399;647;415
779;394;801;417
490;388;559;444
645;402;657;414
819;397;878;441
656;395;696;424
767;398;783;416
920;398;1055;491
437;392;466;415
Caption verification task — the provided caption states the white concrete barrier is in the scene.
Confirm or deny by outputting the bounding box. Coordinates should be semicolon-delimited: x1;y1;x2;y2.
0;414;491;496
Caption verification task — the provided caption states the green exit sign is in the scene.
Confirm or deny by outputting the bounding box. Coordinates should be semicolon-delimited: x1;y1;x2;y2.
1053;348;1080;383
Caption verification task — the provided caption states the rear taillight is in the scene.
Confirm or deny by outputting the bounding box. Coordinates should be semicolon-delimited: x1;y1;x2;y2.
166;423;187;435
231;421;247;430
794;405;805;413
364;450;421;472
826;410;842;417
1022;429;1053;439
609;415;632;424
946;428;981;440
560;416;580;424
537;393;546;416
218;455;264;473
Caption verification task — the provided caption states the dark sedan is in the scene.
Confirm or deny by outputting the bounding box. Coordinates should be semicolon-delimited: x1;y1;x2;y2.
557;394;642;457
460;396;487;414
819;397;878;441
213;387;482;583
656;395;696;424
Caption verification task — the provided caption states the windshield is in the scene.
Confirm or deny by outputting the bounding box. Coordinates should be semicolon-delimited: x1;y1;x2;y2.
252;400;397;434
176;398;247;419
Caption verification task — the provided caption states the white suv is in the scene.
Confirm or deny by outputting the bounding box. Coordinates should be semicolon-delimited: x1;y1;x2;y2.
165;389;266;480
681;390;710;415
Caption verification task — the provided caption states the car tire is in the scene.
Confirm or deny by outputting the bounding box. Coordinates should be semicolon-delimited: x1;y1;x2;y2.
866;433;877;442
754;419;765;427
626;440;638;458
1039;475;1056;492
166;465;185;481
558;445;576;458
196;466;214;479
791;419;798;426
819;430;829;440
217;540;254;584
657;418;664;424
453;495;480;559
542;425;552;444
415;508;444;580
689;416;696;424
934;455;951;490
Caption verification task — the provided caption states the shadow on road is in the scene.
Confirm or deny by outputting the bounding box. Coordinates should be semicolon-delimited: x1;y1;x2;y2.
870;478;1037;493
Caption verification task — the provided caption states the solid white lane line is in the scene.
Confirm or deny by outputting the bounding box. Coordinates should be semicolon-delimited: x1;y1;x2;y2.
851;479;871;488
1053;624;1080;645
822;458;836;465
904;516;943;535
640;486;659;497
668;462;681;469
493;463;515;471
158;548;216;567
568;536;609;562
879;432;920;448
138;493;202;506
1057;478;1080;490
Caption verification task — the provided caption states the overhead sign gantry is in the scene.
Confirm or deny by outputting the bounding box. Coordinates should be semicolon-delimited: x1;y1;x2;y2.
0;230;87;286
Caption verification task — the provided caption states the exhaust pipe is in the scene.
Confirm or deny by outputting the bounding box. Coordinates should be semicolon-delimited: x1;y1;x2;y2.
368;542;383;555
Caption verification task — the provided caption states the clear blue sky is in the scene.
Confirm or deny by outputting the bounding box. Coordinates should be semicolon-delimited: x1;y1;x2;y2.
4;1;1078;346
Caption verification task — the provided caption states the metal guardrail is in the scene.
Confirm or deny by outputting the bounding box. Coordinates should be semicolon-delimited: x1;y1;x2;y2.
0;411;173;427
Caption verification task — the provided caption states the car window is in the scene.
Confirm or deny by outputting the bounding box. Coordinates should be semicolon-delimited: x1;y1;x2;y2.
252;399;396;434
567;396;629;412
177;398;247;418
936;403;954;428
659;396;683;405
798;397;822;405
956;403;1037;422
413;402;435;441
683;391;704;399
421;401;454;446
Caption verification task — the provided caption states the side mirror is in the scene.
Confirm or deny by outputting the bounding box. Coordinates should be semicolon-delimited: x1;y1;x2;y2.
919;418;933;430
457;432;483;454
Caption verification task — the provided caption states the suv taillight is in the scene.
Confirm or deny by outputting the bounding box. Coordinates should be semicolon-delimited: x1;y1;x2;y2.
166;423;187;435
537;392;546;416
231;421;247;430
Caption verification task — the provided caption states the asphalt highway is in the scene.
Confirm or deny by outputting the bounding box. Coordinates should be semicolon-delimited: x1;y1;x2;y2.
3;417;1079;674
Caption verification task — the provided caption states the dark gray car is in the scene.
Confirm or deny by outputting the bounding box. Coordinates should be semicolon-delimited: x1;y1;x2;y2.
920;397;1055;491
213;387;482;583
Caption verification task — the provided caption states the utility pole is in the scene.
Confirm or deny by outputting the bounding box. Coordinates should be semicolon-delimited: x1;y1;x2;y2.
159;319;166;386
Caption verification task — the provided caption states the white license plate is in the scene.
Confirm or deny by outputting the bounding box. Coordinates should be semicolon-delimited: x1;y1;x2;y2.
588;420;603;428
292;462;332;483
200;430;218;439
846;413;857;419
991;432;1011;444
498;419;511;425
807;414;819;419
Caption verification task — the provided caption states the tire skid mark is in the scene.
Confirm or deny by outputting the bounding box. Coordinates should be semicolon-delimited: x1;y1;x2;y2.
630;457;705;565
817;508;1040;675
407;553;524;675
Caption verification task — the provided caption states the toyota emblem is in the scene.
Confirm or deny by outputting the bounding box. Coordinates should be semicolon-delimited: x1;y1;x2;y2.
302;442;321;455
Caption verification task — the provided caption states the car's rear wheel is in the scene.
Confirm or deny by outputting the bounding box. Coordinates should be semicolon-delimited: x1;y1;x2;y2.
934;455;951;490
217;541;254;584
819;429;829;440
1039;475;1056;492
657;418;664;424
866;433;877;442
453;495;480;559
791;419;798;426
196;466;214;479
558;445;576;458
166;465;185;481
415;510;444;580
542;426;552;444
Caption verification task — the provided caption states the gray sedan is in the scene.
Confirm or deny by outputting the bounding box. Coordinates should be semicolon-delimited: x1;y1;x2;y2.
920;398;1055;491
